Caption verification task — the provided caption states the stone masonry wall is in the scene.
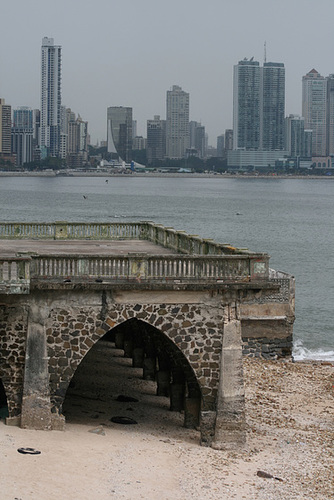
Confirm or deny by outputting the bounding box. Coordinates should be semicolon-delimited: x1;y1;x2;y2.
0;301;27;417
46;298;224;418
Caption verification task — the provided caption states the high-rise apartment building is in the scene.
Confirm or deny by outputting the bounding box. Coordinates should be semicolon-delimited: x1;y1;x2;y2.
40;37;62;158
233;59;285;152
216;135;225;157
147;115;166;163
11;107;33;166
261;62;285;150
107;107;133;162
302;69;327;157
233;59;261;150
224;129;233;151
67;116;88;168
32;109;41;161
0;98;12;156
284;114;312;158
189;121;206;158
166;85;189;159
326;74;334;156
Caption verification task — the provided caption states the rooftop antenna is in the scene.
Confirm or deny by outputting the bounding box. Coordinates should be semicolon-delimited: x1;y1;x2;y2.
264;41;267;64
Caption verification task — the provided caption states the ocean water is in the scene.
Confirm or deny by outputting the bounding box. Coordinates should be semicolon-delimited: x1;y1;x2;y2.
0;174;333;361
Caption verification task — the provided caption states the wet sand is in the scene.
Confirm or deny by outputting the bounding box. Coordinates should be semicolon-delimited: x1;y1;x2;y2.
1;342;333;499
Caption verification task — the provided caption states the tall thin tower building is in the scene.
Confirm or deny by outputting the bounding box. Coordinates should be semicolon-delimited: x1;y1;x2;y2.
261;62;285;150
233;58;285;151
12;107;33;166
40;37;62;158
233;59;261;150
0;99;11;156
107;107;133;162
326;74;334;156
166;85;189;159
302;69;327;157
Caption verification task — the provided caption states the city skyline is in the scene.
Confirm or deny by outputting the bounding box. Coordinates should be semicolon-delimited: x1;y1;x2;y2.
2;1;334;145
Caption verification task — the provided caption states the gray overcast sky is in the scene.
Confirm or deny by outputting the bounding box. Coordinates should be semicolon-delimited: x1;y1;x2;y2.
1;0;334;145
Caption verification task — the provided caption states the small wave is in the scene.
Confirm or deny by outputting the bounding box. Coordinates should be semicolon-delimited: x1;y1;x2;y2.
108;214;145;219
293;339;334;362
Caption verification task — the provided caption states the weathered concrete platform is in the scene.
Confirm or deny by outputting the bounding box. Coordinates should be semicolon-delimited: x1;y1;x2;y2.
0;238;176;256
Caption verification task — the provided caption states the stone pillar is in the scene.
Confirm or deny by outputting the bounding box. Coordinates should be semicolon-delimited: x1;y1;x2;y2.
132;347;144;368
143;357;156;380
114;331;124;349
156;370;170;397
20;301;53;430
184;397;200;428
170;383;185;411
170;366;185;411
184;385;201;429
123;338;134;358
212;312;246;450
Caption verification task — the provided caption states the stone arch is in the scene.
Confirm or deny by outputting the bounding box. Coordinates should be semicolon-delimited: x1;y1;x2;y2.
62;317;204;429
47;302;224;423
108;318;203;419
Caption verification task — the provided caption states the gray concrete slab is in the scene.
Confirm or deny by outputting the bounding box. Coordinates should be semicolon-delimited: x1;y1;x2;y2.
0;239;176;257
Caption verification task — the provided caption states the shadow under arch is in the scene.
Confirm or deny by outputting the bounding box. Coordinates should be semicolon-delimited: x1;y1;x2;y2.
62;318;202;435
0;378;9;421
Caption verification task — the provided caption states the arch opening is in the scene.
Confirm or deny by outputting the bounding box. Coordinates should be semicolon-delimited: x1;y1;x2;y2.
62;318;202;441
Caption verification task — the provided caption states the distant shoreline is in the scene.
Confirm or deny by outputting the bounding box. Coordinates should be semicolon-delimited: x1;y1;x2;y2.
0;171;333;180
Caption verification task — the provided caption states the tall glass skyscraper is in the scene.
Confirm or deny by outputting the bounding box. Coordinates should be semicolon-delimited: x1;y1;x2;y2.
261;62;285;151
233;59;285;151
0;98;11;156
12;107;33;166
326;74;334;156
233;59;261;150
107;107;133;162
40;37;62;158
302;69;327;157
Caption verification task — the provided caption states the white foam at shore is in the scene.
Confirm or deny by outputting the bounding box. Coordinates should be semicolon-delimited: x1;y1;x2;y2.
293;339;334;362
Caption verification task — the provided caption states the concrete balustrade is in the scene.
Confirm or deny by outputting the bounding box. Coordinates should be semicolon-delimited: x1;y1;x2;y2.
0;257;31;294
0;221;287;297
0;221;261;257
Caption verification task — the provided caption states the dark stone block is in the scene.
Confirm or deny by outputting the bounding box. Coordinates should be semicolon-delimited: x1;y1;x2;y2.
58;358;68;367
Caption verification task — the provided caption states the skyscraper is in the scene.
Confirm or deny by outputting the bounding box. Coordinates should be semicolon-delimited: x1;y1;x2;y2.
189;121;206;158
11;107;33;166
40;37;62;158
147;115;166;163
233;59;285;152
107;107;133;162
326;74;334;155
0;98;11;156
302;69;327;157
216;135;225;157
233;59;261;150
166;85;189;159
285;114;308;157
261;62;285;150
224;129;233;151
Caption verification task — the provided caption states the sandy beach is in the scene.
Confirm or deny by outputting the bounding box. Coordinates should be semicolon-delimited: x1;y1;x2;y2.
1;345;333;500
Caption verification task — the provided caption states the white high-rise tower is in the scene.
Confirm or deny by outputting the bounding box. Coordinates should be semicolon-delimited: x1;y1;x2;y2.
302;69;327;157
166;85;189;159
40;37;62;158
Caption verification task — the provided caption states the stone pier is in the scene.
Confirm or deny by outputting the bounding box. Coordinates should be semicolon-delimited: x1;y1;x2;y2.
0;221;295;448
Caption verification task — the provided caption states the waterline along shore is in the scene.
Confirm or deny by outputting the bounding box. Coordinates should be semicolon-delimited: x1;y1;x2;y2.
0;170;333;179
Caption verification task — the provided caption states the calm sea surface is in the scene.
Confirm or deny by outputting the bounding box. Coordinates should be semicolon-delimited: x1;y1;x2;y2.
0;175;333;360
